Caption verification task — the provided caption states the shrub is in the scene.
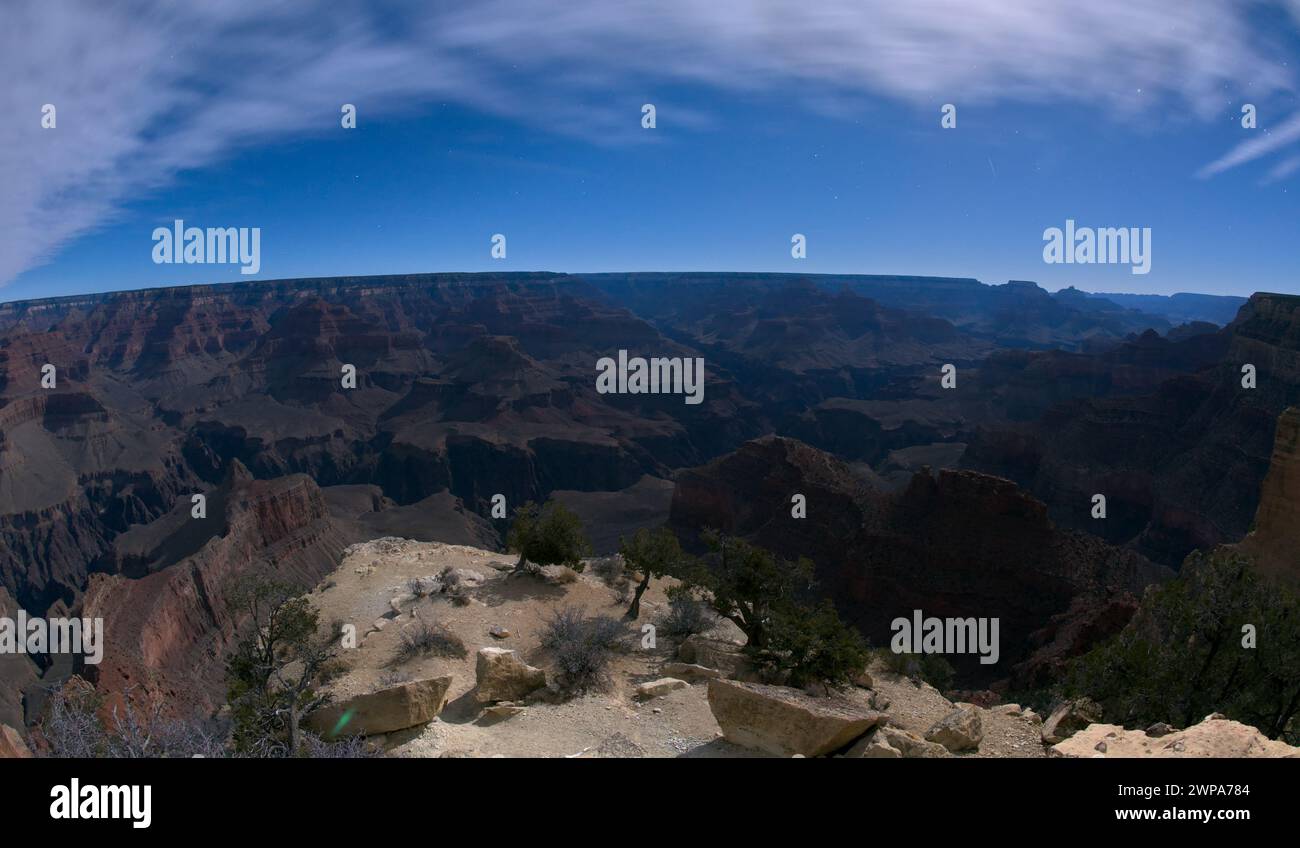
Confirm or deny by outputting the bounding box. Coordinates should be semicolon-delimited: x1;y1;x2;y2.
394;615;467;663
541;608;628;695
299;732;380;759
878;648;955;691
589;555;626;585
38;684;225;759
658;590;718;638
754;600;871;691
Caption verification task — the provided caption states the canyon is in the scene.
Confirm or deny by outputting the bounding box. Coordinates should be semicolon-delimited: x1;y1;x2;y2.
0;271;1288;726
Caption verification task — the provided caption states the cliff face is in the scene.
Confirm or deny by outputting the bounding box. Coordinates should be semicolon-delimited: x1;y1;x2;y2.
1236;407;1300;587
79;462;350;715
670;436;1172;686
0;272;1272;716
0;587;39;728
964;293;1300;567
0;274;722;615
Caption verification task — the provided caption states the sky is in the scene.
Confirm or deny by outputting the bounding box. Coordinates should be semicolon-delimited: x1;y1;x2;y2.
2;0;1300;303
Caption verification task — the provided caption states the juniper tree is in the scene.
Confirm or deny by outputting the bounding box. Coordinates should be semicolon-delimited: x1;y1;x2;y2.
618;526;688;619
690;530;814;650
507;499;591;573
225;577;341;756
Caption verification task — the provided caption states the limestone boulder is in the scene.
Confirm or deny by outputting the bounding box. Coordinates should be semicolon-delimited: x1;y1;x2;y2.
308;676;452;737
678;635;754;680
1041;697;1102;744
876;726;954;758
926;704;984;752
707;679;884;757
635;678;689;699
475;647;546;703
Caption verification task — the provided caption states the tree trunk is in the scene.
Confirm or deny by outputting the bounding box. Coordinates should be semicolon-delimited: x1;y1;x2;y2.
288;706;301;756
626;571;652;619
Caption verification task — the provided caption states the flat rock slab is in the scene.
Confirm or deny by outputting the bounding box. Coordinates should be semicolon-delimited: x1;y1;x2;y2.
707;678;884;757
1053;716;1300;758
308;676;452;738
635;677;689;699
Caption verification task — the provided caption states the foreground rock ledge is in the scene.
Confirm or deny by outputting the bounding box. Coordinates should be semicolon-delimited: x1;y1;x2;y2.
1052;715;1300;758
707;678;884;757
308;676;453;738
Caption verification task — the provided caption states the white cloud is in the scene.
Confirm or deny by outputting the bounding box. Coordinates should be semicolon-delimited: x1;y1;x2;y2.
1199;112;1300;178
1;0;1294;286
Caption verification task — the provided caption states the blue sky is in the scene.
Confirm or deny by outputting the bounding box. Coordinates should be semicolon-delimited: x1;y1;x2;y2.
4;1;1300;302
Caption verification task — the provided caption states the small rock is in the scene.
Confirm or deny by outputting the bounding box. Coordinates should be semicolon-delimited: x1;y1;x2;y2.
636;678;689;699
489;625;511;639
1041;697;1102;744
925;704;984;752
876;726;953;758
678;635;754;680
484;703;525;720
445;568;486;588
538;565;579;585
844;729;902;759
412;576;443;596
661;662;722;682
1145;722;1175;738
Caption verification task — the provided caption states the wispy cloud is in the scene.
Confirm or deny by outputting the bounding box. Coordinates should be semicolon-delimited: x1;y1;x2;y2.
1198;112;1300;178
1;0;1295;286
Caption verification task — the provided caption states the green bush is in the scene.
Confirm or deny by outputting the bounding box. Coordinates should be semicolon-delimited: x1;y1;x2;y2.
1066;550;1300;741
754;600;871;691
679;531;867;690
507;500;591;572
